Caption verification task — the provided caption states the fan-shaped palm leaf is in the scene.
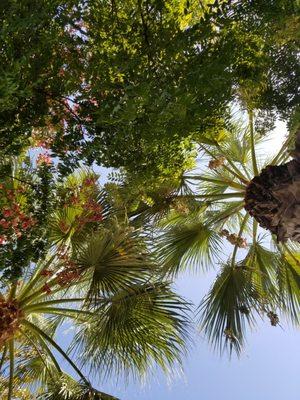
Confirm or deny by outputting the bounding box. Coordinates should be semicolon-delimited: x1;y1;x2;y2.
70;282;190;380
75;222;156;299
157;221;223;275
198;263;262;355
276;244;300;324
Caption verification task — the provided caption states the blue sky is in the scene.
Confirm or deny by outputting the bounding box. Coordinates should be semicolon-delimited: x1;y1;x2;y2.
94;272;300;400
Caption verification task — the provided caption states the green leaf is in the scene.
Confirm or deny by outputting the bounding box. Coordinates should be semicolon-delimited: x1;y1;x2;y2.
277;247;300;324
75;223;155;299
198;264;261;355
158;221;222;275
71;283;190;379
38;373;119;400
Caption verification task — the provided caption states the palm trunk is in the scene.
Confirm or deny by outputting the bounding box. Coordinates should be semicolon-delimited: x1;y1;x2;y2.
245;130;300;243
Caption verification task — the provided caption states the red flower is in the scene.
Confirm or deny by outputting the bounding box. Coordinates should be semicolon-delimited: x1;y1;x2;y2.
56;268;81;287
21;220;30;230
0;219;10;229
83;177;96;186
2;209;12;218
0;236;7;245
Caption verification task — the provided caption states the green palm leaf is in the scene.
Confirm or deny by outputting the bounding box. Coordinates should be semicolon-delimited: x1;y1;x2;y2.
277;245;300;324
75;222;155;299
244;242;279;302
158;221;223;275
204;201;245;231
38;374;119;400
70;282;190;380
198;263;261;355
49;207;90;248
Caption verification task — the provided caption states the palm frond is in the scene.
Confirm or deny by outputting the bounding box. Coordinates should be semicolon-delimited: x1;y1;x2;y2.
13;341;56;393
158;201;210;229
277;245;300;324
49;207;90;249
49;182;112;252
198;263;261;355
70;282;190;380
244;242;279;303
38;374;119;400
75;222;155;299
218;127;251;165
197;168;245;195
204;201;245;231
157;221;223;275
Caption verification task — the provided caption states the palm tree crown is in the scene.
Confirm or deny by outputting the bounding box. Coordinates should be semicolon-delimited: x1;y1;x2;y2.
145;111;300;354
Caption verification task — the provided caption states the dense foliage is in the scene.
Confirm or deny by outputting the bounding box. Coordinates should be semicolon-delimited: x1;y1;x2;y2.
0;0;299;178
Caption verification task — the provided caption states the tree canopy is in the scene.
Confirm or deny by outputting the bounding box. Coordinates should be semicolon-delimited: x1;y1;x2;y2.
1;0;299;178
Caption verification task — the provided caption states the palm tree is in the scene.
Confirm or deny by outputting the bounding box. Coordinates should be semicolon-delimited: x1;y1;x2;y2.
149;111;300;354
0;169;189;399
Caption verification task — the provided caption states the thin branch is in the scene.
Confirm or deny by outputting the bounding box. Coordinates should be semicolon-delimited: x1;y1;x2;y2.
22;298;86;311
270;134;294;166
60;100;85;126
27;306;93;318
8;340;14;400
18;254;58;302
138;0;150;48
22;278;90;306
0;345;7;373
19;261;78;306
252;219;258;245
248;110;258;176
190;192;245;200
231;214;249;267
3;175;36;188
22;320;90;387
184;175;246;190
241;163;252;180
19;328;57;379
